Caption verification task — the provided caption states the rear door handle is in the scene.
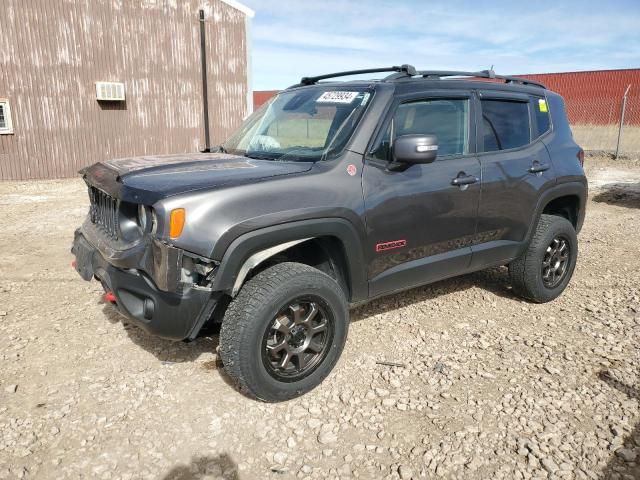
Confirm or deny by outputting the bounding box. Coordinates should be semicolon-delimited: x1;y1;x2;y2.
451;173;479;186
528;162;550;173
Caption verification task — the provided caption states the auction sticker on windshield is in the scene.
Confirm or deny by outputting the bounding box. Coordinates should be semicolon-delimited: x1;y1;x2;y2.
317;91;360;104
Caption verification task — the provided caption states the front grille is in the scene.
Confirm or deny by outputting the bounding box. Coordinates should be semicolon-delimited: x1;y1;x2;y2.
88;187;119;239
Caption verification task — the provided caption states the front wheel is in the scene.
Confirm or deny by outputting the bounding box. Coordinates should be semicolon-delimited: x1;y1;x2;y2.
219;262;349;402
509;214;578;303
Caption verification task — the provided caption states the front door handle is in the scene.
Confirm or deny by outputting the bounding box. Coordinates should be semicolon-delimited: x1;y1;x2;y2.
451;173;479;186
528;162;550;174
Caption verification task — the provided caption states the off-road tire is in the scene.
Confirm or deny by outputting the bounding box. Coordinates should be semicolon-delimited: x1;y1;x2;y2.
219;262;349;402
509;214;578;303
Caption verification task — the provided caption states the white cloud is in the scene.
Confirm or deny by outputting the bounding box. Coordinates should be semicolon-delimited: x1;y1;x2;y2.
244;0;640;89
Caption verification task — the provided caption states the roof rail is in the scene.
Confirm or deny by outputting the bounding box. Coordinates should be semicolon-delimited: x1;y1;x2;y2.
392;69;546;88
290;65;546;89
294;64;417;87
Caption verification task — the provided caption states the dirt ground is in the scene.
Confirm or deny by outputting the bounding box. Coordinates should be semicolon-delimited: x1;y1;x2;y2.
0;154;638;480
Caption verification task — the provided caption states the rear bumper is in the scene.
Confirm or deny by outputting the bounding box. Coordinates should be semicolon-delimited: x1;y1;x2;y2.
72;231;219;341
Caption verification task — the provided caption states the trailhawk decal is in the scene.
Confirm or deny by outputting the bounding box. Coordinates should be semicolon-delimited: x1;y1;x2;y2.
375;240;407;252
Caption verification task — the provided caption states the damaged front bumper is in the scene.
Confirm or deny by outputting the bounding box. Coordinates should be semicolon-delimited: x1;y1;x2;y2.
71;228;220;341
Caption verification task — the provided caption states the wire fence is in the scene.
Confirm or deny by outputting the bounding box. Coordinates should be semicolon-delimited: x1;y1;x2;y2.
566;94;640;156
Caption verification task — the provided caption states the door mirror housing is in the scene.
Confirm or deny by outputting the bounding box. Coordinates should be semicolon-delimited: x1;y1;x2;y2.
393;134;438;164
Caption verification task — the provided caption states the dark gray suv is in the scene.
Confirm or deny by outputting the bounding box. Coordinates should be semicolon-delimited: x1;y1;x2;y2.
72;65;587;401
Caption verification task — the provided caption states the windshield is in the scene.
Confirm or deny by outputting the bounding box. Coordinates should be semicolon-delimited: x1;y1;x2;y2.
223;87;373;162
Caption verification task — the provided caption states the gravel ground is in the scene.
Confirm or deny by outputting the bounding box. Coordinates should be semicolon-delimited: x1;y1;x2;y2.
0;155;638;480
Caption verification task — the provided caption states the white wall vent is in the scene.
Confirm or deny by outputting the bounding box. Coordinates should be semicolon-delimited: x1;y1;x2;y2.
95;82;125;101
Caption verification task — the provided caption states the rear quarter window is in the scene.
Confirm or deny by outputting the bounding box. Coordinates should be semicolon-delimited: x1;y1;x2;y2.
532;96;551;138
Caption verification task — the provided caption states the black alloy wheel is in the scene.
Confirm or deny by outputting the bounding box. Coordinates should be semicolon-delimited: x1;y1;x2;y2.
219;262;349;401
509;214;578;303
541;235;571;288
262;299;334;381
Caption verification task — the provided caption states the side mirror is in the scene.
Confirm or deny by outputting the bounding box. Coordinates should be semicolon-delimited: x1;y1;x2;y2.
393;134;438;164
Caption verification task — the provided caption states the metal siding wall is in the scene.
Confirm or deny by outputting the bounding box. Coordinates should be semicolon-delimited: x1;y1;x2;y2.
0;0;248;181
519;70;640;152
207;0;248;144
519;70;640;126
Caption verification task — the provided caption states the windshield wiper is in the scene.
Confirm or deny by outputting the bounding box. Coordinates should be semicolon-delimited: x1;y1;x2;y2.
277;146;322;163
243;147;322;162
244;151;277;161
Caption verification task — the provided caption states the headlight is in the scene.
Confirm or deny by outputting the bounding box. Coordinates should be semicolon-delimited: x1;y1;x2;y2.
151;209;158;235
137;204;153;233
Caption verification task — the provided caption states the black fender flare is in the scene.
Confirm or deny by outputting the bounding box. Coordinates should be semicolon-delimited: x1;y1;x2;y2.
211;218;368;302
525;180;587;243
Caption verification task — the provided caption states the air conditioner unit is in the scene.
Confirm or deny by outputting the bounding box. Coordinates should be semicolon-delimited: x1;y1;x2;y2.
95;82;125;101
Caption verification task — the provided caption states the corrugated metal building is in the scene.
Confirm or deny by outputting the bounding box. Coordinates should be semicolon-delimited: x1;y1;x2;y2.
519;69;640;126
0;0;254;181
520;69;640;152
253;90;279;110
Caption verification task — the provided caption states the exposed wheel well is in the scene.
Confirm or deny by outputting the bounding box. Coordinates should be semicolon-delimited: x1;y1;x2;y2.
246;237;352;300
543;195;580;228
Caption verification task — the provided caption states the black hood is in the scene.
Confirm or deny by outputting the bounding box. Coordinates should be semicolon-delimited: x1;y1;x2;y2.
81;153;313;204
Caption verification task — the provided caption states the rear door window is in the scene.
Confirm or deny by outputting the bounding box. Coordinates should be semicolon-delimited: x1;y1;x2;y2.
481;99;531;152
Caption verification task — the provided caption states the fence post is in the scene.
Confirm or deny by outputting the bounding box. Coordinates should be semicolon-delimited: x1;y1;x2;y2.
615;84;631;159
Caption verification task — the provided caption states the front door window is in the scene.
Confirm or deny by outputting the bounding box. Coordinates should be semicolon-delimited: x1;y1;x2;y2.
370;98;469;161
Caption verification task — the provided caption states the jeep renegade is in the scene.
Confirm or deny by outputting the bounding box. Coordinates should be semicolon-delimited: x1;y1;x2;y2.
72;65;587;401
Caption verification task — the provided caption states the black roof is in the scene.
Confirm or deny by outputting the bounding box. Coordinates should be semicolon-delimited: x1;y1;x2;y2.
291;64;546;90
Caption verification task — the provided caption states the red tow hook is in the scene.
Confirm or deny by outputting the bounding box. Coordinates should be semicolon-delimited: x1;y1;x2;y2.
71;260;77;269
103;291;117;304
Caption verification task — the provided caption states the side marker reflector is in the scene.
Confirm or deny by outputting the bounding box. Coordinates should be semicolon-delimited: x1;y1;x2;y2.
169;208;186;239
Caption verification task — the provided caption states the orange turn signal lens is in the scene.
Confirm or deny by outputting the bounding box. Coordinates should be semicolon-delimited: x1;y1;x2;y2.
169;208;185;239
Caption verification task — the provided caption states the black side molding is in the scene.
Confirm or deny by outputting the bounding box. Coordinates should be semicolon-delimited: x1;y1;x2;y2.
526;181;587;241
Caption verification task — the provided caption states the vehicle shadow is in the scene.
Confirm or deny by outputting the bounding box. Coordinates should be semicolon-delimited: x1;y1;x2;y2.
101;266;522;360
100;265;526;399
351;266;523;322
598;370;640;479
103;303;244;392
160;454;239;480
592;183;640;209
102;305;217;363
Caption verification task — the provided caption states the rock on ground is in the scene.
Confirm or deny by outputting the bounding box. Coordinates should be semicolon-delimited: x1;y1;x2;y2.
0;154;639;479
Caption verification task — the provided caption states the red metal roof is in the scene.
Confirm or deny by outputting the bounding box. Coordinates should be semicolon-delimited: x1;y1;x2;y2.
253;90;279;110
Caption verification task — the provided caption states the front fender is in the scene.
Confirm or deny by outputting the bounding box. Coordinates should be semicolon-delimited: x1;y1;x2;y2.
211;218;368;302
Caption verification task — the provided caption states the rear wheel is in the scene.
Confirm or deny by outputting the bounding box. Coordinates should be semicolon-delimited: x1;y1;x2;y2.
219;262;348;401
509;214;578;303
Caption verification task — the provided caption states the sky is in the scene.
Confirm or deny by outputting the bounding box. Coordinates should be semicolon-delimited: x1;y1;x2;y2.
241;0;640;90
